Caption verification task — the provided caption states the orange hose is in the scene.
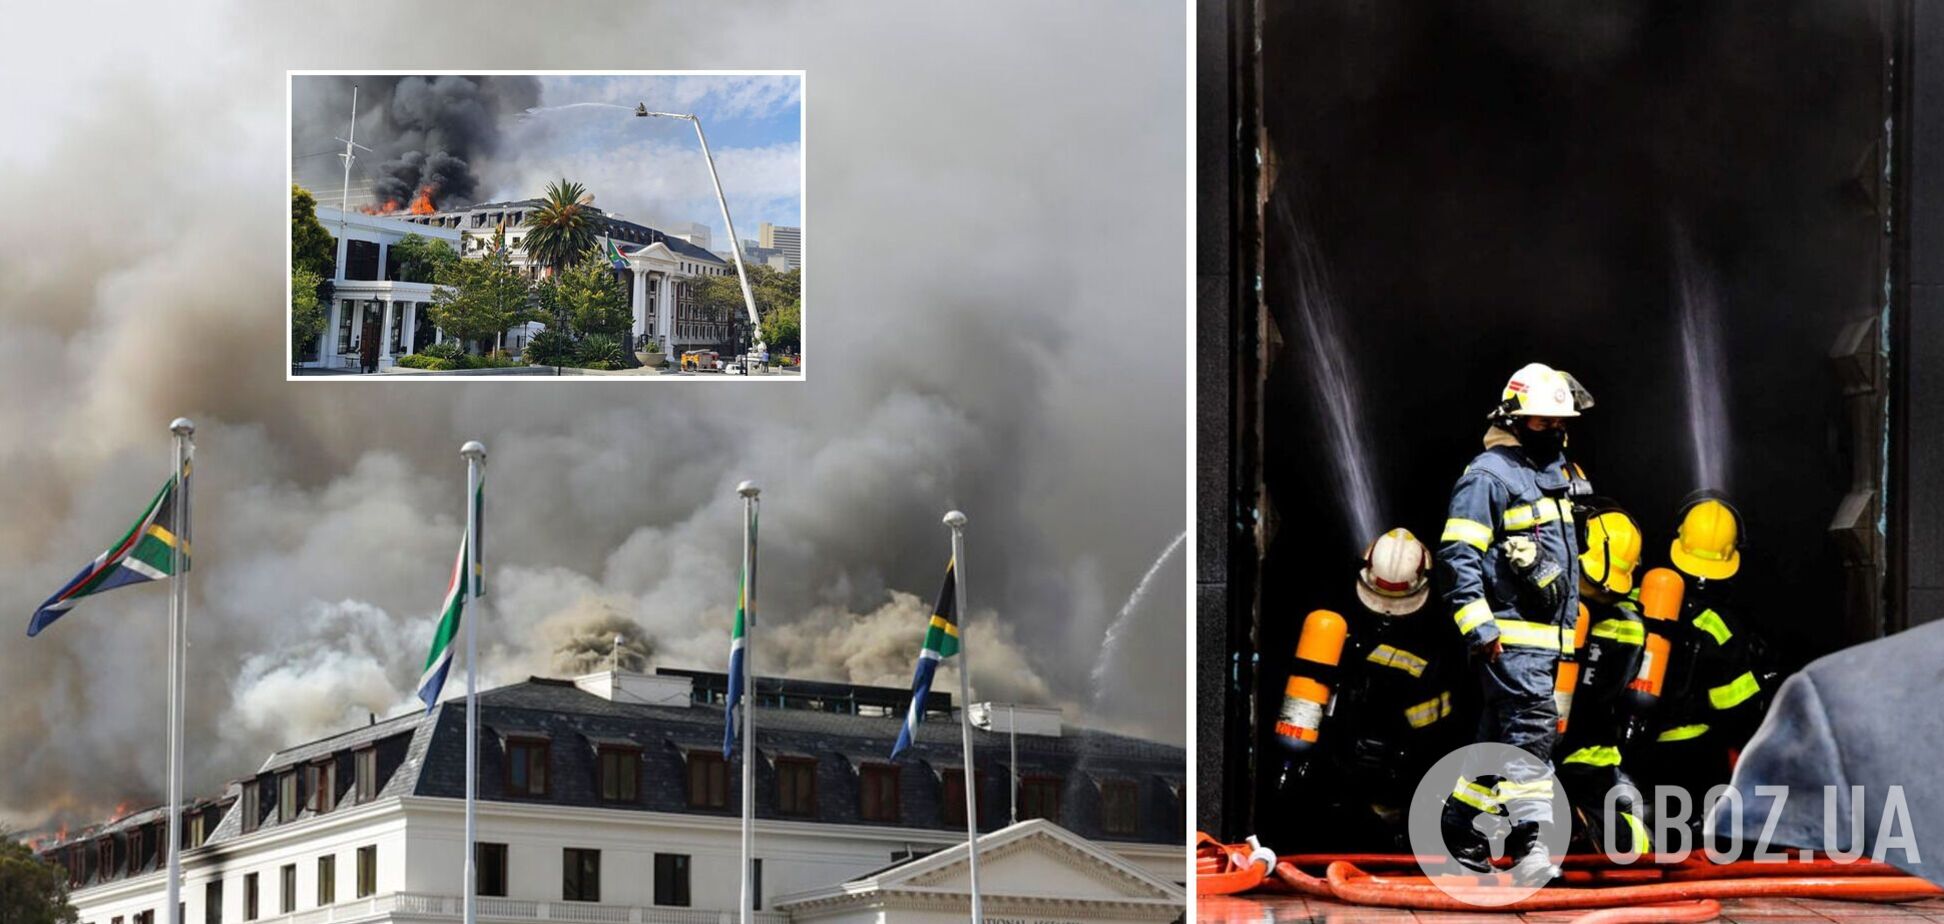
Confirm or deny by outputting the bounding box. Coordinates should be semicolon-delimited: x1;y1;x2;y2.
1195;832;1271;895
1568;899;1722;924
1325;860;1943;910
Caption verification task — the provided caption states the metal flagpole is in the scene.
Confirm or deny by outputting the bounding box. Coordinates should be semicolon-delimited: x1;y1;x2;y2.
461;441;486;924
944;510;982;923
1008;704;1018;824
736;481;761;924
165;418;193;924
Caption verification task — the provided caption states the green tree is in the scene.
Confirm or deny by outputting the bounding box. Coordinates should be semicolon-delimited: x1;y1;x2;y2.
291;267;326;356
522;179;598;277
0;835;79;924
761;298;802;355
691;264;802;348
427;247;532;352
540;251;633;339
291;185;335;278
388;234;458;283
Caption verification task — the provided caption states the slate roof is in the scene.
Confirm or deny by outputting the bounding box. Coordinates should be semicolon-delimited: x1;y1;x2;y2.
411;198;726;265
39;673;1184;889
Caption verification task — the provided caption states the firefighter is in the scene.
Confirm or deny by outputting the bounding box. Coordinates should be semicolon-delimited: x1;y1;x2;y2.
1640;493;1775;841
1554;504;1653;855
1313;528;1466;849
1436;362;1594;885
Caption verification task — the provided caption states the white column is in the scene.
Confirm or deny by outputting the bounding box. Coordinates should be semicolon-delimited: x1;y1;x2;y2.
403;303;418;355
631;268;648;339
321;298;341;368
333;235;347;278
659;273;677;354
379;299;395;366
377;242;390;281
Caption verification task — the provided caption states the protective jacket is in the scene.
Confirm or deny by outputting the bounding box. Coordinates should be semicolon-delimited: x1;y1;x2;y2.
1438;430;1583;653
1555;594;1652;853
1650;587;1769;748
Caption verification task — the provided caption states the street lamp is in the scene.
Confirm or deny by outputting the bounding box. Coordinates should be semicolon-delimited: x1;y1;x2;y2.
634;105;765;364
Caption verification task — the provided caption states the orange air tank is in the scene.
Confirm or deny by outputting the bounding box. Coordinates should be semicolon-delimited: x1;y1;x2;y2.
1274;609;1348;753
1554;602;1593;732
1626;567;1683;708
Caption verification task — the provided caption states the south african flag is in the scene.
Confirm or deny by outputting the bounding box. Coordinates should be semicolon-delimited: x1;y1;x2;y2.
28;459;191;637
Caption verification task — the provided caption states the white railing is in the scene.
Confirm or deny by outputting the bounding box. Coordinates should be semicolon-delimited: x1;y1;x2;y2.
251;893;786;924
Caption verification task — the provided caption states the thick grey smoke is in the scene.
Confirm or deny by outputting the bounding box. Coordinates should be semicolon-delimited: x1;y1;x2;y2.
0;0;1185;830
292;75;540;211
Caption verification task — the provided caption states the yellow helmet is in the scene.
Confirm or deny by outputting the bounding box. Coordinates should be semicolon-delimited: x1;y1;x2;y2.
1496;362;1591;419
1670;496;1742;581
1579;509;1643;595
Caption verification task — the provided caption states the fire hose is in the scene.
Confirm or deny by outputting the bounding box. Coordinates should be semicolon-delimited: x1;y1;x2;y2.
1196;833;1943;920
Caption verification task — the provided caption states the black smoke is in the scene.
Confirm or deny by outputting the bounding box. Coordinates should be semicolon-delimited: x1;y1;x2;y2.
294;75;540;210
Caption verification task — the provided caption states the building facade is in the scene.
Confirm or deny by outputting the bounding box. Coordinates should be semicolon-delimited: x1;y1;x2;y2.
757;224;801;270
38;669;1184;924
301;207;460;372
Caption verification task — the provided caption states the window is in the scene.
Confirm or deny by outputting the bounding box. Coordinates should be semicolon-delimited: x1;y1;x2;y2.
753;859;763;911
775;758;816;817
336;301;355;354
317;856;335;906
506;738;548;797
136;912;154;924
280;864;296;914
127;828;144;875
942;769;971;826
686;752;727;808
597;746;639;803
858;764;900;822
240;784;259;834
1101;781;1139;836
205;879;223;924
98;840;113;881
1020;777;1062;823
354;749;378;802
243;872;259;921
186;812;207;849
562;848;600;903
476;843;507;897
278;772;299;823
653;854;690;907
307;761;335;814
355;846;376;898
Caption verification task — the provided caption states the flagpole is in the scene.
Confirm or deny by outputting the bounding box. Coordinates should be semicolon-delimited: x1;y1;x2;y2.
736;481;760;924
943;510;982;923
460;441;486;924
165;418;193;924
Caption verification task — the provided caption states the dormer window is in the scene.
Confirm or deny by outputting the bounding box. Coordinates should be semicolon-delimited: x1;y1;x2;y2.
506;737;549;797
857;763;900;822
278;771;299;823
126;827;144;875
240;783;259;834
185;811;206;849
307;760;336;813
684;751;727;809
1100;780;1139;835
355;747;378;802
775;757;816;817
596;744;639;803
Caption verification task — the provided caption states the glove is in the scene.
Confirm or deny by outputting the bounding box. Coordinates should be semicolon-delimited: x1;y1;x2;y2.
1501;536;1564;610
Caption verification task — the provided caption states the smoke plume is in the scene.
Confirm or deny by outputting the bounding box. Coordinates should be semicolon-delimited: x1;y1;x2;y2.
0;0;1185;831
294;75;540;213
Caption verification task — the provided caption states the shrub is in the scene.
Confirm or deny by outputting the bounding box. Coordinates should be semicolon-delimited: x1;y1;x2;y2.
420;340;464;362
577;334;626;370
525;329;576;367
394;354;456;371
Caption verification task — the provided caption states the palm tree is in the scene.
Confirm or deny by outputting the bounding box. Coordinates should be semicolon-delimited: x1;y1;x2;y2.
523;178;598;278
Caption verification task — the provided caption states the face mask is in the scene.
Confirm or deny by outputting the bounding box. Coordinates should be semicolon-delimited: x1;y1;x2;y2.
1521;424;1566;459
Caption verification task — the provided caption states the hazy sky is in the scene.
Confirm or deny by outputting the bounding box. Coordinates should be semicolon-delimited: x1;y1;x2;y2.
0;0;1184;830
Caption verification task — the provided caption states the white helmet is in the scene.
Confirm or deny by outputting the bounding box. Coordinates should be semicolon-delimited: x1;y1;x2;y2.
1497;362;1591;418
1356;528;1431;616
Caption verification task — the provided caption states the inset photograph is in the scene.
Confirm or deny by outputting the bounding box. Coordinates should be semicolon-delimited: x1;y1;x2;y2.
288;72;803;378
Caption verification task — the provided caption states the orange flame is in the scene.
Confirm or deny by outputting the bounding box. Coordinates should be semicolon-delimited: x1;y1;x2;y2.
54;823;68;842
109;801;131;822
408;185;437;214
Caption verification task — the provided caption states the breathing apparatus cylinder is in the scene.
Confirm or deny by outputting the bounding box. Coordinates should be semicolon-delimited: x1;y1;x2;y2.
1622;568;1683;739
1554;603;1593;733
1275;609;1348;755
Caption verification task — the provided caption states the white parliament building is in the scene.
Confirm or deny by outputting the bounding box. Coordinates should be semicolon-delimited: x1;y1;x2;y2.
37;668;1185;924
299;201;735;372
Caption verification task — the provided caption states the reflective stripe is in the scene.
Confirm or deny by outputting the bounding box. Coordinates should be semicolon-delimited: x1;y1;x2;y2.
1368;644;1429;678
1442;518;1493;551
1495;778;1555;801
1693;609;1732;645
1657;723;1710;742
1709;671;1761;710
1454;599;1495;635
1404;692;1452;729
1590;619;1645;646
1503;498;1568;531
1497;618;1570;652
1451;776;1500;812
1621;812;1651;851
1562;745;1622;767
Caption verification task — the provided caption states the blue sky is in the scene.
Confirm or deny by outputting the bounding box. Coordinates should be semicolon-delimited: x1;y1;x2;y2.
495;74;803;249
